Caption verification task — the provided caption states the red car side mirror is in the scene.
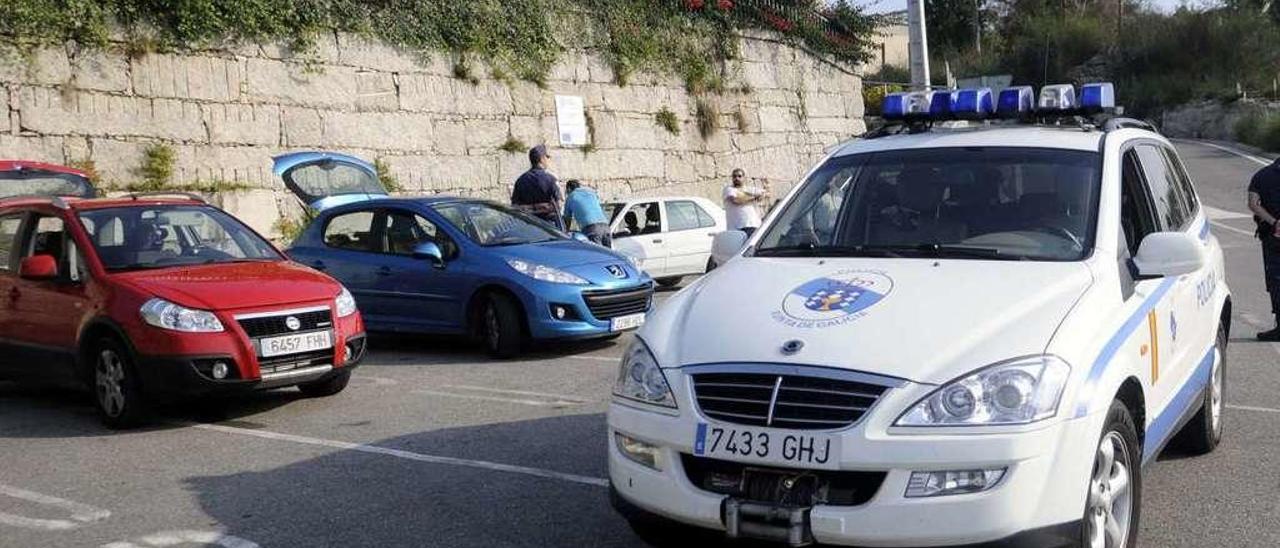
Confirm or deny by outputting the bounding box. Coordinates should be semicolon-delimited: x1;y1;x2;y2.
19;255;58;281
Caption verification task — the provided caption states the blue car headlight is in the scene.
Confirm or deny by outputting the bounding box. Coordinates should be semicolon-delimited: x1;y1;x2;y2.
505;258;589;285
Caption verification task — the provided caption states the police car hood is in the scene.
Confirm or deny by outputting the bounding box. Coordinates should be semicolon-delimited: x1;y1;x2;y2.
646;257;1093;385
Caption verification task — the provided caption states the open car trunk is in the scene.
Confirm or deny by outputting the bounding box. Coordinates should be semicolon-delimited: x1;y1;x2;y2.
272;152;387;211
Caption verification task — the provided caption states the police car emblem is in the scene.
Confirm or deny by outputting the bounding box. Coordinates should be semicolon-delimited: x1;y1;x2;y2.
606;265;627;278
285;316;302;331
772;269;893;329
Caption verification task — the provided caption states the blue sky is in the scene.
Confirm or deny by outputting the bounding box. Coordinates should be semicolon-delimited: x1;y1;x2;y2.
854;0;1211;14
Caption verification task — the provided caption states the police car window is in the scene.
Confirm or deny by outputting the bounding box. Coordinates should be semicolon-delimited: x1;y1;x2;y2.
1134;145;1187;230
756;147;1100;261
1160;147;1200;219
0;214;24;272
1121;150;1159;257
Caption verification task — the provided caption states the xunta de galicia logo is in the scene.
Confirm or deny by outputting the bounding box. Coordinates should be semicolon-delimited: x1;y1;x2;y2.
771;270;894;329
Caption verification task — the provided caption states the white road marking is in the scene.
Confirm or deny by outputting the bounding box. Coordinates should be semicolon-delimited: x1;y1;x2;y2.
565;355;620;363
1210;220;1258;237
1204;205;1252;220
0;483;111;531
1190;140;1272;166
102;530;259;548
412;388;588;407
191;423;609;488
441;384;590;404
1227;404;1280;414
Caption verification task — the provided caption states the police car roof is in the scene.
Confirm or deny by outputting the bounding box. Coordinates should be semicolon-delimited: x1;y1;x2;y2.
831;125;1110;158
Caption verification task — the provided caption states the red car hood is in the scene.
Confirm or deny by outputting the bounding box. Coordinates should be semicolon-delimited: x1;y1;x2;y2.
114;261;340;311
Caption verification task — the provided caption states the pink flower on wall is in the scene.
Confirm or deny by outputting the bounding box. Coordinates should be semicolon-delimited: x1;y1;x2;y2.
717;0;734;11
685;0;705;9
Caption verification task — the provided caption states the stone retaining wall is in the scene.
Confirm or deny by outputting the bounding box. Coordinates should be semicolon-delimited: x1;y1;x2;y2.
0;32;865;237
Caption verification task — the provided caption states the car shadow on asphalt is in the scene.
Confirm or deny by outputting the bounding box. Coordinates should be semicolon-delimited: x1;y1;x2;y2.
181;413;788;548
362;332;626;367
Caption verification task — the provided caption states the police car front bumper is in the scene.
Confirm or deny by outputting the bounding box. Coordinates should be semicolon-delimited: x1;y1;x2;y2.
607;381;1105;547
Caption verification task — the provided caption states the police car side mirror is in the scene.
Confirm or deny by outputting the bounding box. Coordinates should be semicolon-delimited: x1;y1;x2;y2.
1132;232;1204;279
712;230;749;261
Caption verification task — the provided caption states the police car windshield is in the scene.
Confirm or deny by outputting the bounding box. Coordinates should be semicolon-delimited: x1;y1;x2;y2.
755;147;1100;261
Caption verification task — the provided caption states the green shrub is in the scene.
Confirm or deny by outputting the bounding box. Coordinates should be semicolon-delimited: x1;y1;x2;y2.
655;107;681;135
695;97;719;139
499;136;527;154
135;143;175;190
1236;116;1264;148
374;158;404;193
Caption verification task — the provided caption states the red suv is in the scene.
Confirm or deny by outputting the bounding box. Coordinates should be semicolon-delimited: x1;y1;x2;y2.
0;161;366;427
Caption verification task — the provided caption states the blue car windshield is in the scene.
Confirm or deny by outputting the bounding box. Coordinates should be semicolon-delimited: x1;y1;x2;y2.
432;201;563;247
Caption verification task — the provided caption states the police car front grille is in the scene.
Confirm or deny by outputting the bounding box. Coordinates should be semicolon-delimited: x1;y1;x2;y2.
237;309;333;338
691;373;889;430
582;284;653;320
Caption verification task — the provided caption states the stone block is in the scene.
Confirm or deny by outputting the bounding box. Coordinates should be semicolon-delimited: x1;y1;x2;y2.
281;107;324;147
387;154;500;192
336;34;432;73
86;138;146;183
602;85;667;113
132;53;245;102
68;49;130;93
664;152;699;183
203;104;280;146
0;134;65;163
0;47;70;86
245;58;359;108
433;118;467;155
509;115;544;148
174;145;275;185
510;83;545;116
323;111;434;152
464;118;510;154
803;92;846;118
451;80;514;116
211;188;280;235
741;62;779;90
758;105;797;133
18;88;205;141
355;70;399;112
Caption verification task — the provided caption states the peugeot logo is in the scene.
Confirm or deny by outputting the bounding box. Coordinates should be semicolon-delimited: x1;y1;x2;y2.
780;339;804;355
285;316;302;331
606;265;627;279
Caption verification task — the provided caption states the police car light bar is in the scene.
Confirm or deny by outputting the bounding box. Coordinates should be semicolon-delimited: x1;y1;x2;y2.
882;91;932;120
997;86;1034;118
1080;82;1115;112
953;88;994;119
928;90;954;118
1038;84;1076;111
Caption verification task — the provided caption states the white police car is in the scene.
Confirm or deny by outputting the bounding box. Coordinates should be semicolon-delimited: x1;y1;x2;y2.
607;83;1230;547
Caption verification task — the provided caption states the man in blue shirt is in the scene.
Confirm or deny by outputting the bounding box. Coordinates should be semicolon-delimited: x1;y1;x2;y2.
563;179;611;247
511;145;563;229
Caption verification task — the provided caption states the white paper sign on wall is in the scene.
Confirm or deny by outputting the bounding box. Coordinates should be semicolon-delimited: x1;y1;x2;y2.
554;95;588;147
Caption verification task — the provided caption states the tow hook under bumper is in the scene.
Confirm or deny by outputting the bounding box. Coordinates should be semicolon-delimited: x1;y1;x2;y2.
724;499;814;547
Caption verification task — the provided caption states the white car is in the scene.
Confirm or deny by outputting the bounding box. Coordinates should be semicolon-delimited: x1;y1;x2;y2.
604;196;726;287
607;84;1229;548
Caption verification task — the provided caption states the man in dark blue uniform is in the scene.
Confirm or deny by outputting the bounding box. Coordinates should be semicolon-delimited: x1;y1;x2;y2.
511;145;563;229
1248;158;1280;340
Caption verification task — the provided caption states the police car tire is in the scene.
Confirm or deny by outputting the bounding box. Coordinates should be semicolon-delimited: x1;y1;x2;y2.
705;257;717;272
656;276;683;288
483;293;524;359
298;370;351;397
1179;324;1226;455
1081;400;1143;548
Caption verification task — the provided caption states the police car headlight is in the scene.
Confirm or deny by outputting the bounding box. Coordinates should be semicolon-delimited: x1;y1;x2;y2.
896;356;1070;426
612;339;676;408
506;258;589;285
335;286;358;318
140;298;224;333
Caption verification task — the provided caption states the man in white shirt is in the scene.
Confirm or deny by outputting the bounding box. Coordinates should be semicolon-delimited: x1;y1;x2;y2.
722;168;770;235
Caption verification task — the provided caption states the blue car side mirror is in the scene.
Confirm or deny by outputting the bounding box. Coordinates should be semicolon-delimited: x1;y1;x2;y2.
412;242;445;268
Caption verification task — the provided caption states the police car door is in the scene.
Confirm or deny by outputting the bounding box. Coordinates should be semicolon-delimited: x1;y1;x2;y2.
1131;143;1204;421
1118;146;1181;424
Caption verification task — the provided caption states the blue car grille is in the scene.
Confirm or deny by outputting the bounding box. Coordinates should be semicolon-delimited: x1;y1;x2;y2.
691;373;889;430
582;283;653;320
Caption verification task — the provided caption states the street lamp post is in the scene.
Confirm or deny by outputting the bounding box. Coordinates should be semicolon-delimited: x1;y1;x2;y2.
907;0;931;89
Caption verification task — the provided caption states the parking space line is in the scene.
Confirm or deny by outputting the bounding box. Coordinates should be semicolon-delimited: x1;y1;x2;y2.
441;384;590;404
564;355;619;363
412;388;590;407
1228;404;1280;414
190;423;609;488
0;483;111;531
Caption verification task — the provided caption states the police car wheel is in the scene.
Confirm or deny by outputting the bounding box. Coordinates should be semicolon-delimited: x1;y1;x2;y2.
1179;323;1226;454
1082;400;1142;548
483;293;524;359
656;276;683;288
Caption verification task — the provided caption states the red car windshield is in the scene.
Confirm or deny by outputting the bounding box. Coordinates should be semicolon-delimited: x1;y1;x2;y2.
77;205;281;271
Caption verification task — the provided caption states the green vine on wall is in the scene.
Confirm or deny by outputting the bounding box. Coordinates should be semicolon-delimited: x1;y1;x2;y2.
0;1;879;92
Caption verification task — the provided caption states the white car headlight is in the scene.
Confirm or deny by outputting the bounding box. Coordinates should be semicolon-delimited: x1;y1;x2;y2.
613;339;676;408
896;355;1070;426
505;258;588;285
335;286;357;318
139;298;224;333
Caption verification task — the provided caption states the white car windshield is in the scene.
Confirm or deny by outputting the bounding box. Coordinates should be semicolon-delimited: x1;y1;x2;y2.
755;147;1100;261
78;205;281;271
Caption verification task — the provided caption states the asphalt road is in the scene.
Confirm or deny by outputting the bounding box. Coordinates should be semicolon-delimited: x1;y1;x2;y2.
2;140;1278;548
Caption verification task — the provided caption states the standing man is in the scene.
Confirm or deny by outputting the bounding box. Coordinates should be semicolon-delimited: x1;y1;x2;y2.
563;179;611;247
512;145;564;229
1249;158;1280;340
722;168;770;236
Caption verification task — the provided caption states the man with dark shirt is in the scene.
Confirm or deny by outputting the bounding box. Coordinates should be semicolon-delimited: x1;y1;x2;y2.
511;145;563;229
1248;158;1280;340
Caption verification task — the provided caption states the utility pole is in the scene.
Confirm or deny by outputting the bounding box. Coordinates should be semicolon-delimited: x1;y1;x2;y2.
975;0;982;55
907;0;931;89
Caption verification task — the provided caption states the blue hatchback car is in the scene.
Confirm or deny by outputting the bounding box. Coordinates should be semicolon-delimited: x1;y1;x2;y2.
277;152;654;357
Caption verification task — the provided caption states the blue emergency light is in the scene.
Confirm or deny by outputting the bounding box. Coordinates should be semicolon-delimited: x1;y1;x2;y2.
882;91;931;120
953;88;994;119
1038;84;1076;110
928;90;954;118
1080;82;1115;112
997;86;1034;118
